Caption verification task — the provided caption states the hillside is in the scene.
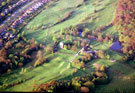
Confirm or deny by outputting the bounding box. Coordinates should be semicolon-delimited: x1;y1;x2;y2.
0;0;135;92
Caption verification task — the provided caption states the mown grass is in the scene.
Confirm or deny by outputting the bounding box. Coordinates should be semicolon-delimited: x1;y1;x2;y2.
0;53;74;91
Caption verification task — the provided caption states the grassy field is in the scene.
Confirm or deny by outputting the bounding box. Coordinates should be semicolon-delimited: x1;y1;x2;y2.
24;0;117;44
1;0;135;92
0;53;75;91
93;62;135;92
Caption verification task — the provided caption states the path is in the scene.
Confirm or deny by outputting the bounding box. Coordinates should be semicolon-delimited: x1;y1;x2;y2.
70;48;83;63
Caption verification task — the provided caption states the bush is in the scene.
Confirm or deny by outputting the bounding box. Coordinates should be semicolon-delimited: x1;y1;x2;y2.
97;50;106;59
83;81;95;89
95;71;104;77
7;69;11;74
80;87;90;93
100;65;107;72
72;80;81;91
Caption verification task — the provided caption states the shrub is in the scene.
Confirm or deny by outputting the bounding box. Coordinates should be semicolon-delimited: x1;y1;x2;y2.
72;80;81;91
83;81;95;89
7;69;11;74
95;71;104;77
18;63;23;67
97;50;106;59
99;65;107;72
80;87;90;93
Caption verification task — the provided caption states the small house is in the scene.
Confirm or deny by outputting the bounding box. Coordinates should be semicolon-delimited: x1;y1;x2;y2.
59;42;64;49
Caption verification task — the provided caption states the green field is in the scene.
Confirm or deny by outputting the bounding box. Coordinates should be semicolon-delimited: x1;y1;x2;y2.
0;0;135;92
24;0;117;44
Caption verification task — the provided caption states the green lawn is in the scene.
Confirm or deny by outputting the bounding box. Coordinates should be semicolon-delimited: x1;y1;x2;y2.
24;0;117;44
0;53;75;91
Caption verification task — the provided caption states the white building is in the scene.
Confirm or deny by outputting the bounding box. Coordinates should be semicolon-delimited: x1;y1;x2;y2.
59;42;64;49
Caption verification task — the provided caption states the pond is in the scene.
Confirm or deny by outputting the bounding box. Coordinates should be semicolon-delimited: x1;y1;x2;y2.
110;41;122;51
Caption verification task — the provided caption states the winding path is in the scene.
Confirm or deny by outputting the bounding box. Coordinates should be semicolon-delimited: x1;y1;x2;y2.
70;48;83;63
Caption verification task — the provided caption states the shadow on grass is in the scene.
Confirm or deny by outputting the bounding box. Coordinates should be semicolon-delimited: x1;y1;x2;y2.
58;61;135;92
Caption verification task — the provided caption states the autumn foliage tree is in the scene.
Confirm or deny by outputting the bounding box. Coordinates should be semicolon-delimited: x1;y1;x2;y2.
113;0;135;54
34;50;46;67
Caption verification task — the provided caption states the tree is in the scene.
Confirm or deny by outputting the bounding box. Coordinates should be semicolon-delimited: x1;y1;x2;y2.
80;87;89;93
21;31;25;36
71;45;77;51
83;81;95;89
97;50;105;59
81;40;86;47
34;51;44;67
18;63;23;67
37;51;43;58
1;13;4;16
2;2;6;6
64;45;68;50
97;34;103;42
82;31;86;37
9;54;13;59
53;36;57;43
7;69;11;74
19;57;24;63
0;48;8;63
5;41;12;49
77;41;81;48
44;45;53;55
67;44;71;50
85;53;92;61
72;30;78;36
113;0;135;54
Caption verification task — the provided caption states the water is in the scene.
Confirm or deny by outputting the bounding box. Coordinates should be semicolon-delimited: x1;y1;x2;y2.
110;41;122;51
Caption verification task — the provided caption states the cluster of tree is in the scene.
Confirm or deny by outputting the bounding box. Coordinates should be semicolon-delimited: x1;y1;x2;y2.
113;0;135;55
0;33;41;75
72;58;85;69
72;55;92;69
33;65;109;92
84;26;115;43
34;51;47;67
72;52;95;69
56;11;73;24
64;39;90;51
60;25;115;43
53;27;91;51
60;26;78;36
79;53;93;62
97;50;110;59
44;44;55;55
72;49;110;69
